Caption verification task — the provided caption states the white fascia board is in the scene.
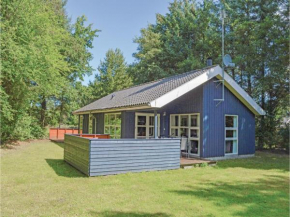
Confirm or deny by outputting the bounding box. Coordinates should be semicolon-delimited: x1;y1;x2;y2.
219;72;266;116
149;66;220;108
149;65;265;116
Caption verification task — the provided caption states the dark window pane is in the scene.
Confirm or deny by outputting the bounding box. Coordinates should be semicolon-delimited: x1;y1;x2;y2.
225;141;233;153
226;130;237;138
171;128;178;137
149;116;154;126
190;140;199;154
181;115;188;126
190;129;198;138
226;116;234;127
137;116;146;125
137;127;146;136
180;128;188;137
175;116;179;126
191;115;198;127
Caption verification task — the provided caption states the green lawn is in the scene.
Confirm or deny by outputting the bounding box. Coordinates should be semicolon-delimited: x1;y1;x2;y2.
1;141;289;217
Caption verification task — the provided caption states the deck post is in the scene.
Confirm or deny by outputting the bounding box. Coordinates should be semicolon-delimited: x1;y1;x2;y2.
78;115;80;134
154;110;158;139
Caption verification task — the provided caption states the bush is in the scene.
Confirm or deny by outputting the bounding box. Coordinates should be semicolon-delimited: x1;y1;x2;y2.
4;115;46;143
200;162;208;167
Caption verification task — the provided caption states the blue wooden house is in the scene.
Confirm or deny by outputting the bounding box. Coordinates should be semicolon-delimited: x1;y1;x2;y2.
74;65;265;160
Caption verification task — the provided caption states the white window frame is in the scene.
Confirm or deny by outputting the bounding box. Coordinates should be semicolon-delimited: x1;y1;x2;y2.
104;113;122;139
225;115;238;155
79;114;83;133
135;112;160;139
170;113;200;156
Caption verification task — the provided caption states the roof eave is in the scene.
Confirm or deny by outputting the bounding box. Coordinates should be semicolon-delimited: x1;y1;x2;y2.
73;104;152;115
149;65;265;116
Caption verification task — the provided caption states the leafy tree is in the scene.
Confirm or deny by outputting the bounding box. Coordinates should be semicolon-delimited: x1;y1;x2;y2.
90;49;132;99
1;0;99;143
130;0;221;84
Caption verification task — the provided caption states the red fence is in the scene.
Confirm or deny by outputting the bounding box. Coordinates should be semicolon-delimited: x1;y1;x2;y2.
49;128;110;141
49;128;80;140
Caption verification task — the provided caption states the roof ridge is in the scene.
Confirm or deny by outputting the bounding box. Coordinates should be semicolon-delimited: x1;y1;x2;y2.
112;64;218;93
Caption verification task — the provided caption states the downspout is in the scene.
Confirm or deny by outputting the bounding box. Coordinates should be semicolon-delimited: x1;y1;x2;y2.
154;110;158;139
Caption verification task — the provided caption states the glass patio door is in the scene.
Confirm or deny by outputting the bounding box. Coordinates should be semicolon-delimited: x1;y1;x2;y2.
135;113;160;139
170;113;200;156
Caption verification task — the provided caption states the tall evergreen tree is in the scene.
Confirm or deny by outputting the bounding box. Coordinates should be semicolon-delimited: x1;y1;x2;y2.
90;49;132;99
130;0;221;84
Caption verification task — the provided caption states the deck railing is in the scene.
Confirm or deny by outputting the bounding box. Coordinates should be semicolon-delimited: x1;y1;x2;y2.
64;134;180;177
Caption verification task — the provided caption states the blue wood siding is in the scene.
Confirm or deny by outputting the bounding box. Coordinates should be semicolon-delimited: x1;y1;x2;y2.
89;138;180;176
80;77;255;159
121;111;135;138
120;86;203;141
202;78;255;158
95;113;104;134
82;114;89;134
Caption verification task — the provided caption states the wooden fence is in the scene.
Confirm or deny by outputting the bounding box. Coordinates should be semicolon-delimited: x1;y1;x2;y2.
64;134;180;177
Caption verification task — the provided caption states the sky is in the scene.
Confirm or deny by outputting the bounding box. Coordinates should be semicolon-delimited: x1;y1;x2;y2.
65;0;173;85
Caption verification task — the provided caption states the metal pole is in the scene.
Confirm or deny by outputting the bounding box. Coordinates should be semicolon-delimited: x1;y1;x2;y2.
154;110;158;139
222;9;225;101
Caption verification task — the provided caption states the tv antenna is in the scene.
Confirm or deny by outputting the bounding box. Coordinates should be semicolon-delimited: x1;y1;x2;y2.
214;8;235;106
223;54;235;68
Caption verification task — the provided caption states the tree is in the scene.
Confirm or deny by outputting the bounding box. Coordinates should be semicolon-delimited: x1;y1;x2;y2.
225;0;289;149
130;0;221;84
1;0;99;143
131;0;289;150
90;49;132;99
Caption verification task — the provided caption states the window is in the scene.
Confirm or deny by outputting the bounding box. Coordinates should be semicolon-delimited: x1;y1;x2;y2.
170;113;200;155
135;113;160;139
104;113;121;139
225;115;238;154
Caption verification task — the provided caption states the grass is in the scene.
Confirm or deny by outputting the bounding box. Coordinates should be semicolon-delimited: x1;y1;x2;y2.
1;140;289;217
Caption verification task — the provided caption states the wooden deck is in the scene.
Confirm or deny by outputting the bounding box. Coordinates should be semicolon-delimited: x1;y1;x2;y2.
180;157;216;168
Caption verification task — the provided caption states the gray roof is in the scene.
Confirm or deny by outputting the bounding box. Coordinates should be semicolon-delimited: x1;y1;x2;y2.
74;65;217;113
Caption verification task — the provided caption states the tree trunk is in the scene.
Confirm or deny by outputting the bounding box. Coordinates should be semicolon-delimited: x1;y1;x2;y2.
40;96;46;127
257;66;265;150
247;74;252;96
59;94;64;128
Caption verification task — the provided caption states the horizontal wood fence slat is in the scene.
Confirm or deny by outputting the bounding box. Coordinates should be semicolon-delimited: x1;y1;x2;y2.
64;135;181;177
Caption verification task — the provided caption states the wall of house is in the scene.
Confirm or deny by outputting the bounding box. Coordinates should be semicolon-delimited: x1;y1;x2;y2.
121;111;135;138
202;78;256;158
78;77;256;159
95;113;104;134
82;114;89;134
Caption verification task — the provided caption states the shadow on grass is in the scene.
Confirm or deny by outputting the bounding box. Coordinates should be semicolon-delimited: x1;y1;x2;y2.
216;152;289;172
51;141;64;149
89;211;172;217
45;159;85;178
170;175;289;216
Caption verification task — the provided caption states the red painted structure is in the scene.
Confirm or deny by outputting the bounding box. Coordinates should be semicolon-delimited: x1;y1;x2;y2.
49;128;111;141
